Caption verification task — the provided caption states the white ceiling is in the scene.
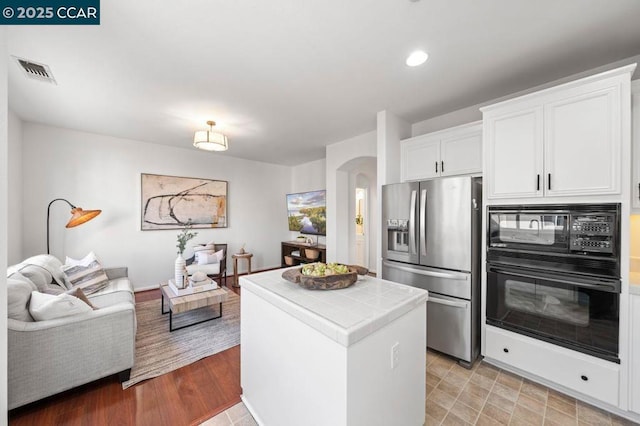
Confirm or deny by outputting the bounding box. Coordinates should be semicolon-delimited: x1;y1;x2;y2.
7;0;640;166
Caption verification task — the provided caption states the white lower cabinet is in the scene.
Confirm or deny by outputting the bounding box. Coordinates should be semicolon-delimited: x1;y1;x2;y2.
485;326;619;406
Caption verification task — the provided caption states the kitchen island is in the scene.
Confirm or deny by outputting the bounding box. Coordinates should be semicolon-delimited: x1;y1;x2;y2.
240;269;428;426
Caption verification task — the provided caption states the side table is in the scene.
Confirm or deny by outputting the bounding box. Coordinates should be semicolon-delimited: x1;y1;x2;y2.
232;252;253;288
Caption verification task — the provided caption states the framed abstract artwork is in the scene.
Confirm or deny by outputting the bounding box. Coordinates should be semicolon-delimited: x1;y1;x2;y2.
141;173;228;230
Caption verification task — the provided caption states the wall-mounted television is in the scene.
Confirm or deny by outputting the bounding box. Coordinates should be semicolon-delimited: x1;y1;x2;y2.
286;190;326;235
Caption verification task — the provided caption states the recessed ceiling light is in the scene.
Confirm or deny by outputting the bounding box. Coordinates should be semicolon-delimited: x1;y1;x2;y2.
406;50;428;67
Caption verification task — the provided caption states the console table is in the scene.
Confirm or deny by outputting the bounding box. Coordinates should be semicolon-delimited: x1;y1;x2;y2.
281;241;326;267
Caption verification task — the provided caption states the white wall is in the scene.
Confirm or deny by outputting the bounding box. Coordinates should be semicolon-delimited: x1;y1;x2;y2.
376;110;409;187
326;131;376;264
0;27;9;426
291;158;326;193
376;111;410;274
7;110;22;265
20;123;292;289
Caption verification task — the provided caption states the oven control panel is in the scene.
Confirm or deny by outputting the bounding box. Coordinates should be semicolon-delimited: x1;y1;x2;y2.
571;237;612;253
570;213;616;253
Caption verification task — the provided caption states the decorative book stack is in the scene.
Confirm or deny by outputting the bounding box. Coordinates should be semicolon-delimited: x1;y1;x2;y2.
168;278;218;296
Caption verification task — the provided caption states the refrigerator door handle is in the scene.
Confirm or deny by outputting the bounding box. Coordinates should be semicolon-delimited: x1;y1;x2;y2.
409;190;417;255
429;296;469;309
383;261;469;281
420;188;427;256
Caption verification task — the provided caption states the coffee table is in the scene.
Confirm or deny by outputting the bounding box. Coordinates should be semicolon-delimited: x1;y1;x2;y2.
159;282;229;332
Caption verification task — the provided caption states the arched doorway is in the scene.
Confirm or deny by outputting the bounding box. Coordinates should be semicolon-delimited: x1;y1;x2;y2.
335;157;377;270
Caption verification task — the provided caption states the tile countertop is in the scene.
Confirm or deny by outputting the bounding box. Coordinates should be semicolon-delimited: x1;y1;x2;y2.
240;268;428;348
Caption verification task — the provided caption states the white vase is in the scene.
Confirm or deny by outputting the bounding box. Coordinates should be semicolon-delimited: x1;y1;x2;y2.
175;254;186;289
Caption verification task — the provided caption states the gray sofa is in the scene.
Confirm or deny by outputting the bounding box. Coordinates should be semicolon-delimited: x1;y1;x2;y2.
7;255;136;410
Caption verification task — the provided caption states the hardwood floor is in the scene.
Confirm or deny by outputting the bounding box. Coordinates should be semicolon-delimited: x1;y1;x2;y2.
9;280;243;426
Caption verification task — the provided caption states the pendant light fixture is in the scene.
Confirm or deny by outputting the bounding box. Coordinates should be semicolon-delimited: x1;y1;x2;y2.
193;120;228;151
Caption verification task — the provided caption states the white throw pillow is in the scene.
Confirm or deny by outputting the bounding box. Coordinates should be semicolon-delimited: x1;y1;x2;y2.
214;249;224;261
29;291;93;321
195;249;215;263
197;252;220;265
65;251;100;267
61;252;109;294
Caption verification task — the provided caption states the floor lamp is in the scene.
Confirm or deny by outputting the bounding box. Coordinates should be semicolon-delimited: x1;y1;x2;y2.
47;198;102;254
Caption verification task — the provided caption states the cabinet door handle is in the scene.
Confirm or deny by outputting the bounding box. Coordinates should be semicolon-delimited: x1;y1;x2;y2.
547;173;551;190
536;174;540;191
503;348;509;353
638;183;640;200
435;162;438;173
581;375;588;382
441;161;444;173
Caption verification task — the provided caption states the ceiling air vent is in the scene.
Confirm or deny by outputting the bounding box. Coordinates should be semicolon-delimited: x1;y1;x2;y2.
13;56;57;84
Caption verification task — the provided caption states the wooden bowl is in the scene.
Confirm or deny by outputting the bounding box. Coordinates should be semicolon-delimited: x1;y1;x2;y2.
282;264;368;290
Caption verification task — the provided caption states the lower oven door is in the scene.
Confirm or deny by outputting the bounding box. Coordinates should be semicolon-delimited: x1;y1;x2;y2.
486;264;620;363
427;293;471;363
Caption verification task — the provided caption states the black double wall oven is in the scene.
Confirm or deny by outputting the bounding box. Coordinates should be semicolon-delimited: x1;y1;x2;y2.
486;204;621;363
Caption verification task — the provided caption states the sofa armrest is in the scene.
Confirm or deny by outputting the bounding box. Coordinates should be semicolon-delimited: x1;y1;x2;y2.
8;303;136;409
104;267;128;280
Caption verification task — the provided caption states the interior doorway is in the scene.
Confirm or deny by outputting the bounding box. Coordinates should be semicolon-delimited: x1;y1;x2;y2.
355;187;368;268
333;156;377;273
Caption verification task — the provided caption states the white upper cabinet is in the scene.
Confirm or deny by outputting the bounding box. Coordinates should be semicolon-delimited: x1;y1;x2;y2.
632;80;640;210
485;107;543;198
544;85;620;196
401;121;482;182
441;130;483;176
482;64;635;200
402;134;440;181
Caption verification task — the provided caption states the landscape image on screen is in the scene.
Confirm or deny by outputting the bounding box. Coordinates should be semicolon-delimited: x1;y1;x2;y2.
286;190;326;235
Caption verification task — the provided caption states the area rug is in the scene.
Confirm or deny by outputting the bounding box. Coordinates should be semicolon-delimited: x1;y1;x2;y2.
122;290;240;389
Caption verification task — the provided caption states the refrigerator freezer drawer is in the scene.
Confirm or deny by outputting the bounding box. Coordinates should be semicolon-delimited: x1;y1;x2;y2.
428;293;472;363
382;260;471;299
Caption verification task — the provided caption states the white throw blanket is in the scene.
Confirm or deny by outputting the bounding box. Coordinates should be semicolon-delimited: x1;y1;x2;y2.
7;254;68;288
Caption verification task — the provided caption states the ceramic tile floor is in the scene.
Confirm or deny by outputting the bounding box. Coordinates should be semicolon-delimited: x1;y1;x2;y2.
201;350;637;426
200;401;257;426
424;350;635;426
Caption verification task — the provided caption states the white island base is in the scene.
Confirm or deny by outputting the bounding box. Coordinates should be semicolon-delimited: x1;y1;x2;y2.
240;269;428;426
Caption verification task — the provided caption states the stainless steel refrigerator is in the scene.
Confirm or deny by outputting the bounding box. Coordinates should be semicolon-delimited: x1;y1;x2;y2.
381;176;482;366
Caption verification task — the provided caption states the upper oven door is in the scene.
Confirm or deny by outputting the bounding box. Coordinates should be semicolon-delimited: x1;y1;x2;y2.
488;208;570;253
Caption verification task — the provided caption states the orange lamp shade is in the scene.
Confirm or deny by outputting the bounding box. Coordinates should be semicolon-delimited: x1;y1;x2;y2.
66;207;102;228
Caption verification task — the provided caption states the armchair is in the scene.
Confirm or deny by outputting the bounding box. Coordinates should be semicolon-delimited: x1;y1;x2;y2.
186;243;228;286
